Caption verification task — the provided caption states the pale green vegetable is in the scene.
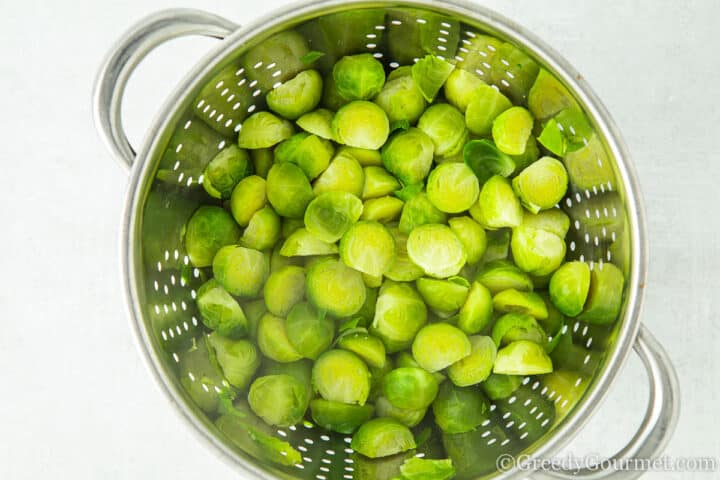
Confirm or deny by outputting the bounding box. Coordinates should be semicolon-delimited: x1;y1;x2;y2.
240;206;281;251
296;108;334;140
248;374;308;427
306;258;367;317
304;192;363;242
407;224;467;278
537;118;567;156
351;418;416;459
578;263;625;324
426;163;480;213
362;166;401;199
333;53;386;100
274;133;334;180
313;349;371;405
213;245;269;297
333;101;390;149
458;282;494;334
363;273;383;289
475;260;534;294
266;69;323;120
375;396;426;428
202;145;253;199
528;69;579;120
381;128;435;185
465;84;512;136
448;216;487;265
511;224;567;276
416;277;470;313
470;175;522;229
374;75;427;124
493;289;549;319
313;152;365;197
463;139;515;185
412;55;455;102
491;106;534;155
257;312;303;362
444;68;486;113
481;373;523;400
340;221;396;276
432;381;489;434
309;399;375;434
512;157;569;213
207;332;260;389
266;163;315;218
383;367;439;409
549;261;591;317
395;351;446;384
494;340;553;375
230;175;267;227
285;302;335;360
263;265;306;317
243;299;266;339
522;209;571;238
411;323;471;372
196;279;248;339
398;192;447;234
279;228;338;257
340;146;383;166
261;359;313;402
417;103;468;157
447;335;497;387
250;149;273;178
491;313;547;346
400;458;456;480
338;331;387;369
185;206;240;267
238;112;294;149
371;281;427;353
361;196;404;223
563;134;616;190
385;227;425;282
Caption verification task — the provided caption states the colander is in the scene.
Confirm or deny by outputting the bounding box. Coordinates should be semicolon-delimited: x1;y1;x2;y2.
93;1;679;478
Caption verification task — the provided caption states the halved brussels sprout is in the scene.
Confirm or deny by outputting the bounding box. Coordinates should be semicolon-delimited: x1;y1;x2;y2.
351;418;416;459
416;277;470;313
375;396;426;428
447;335;497;387
383;367;439;410
333;101;390;150
362;166;401;200
522;208;571;238
306;258;367;317
549;261;591;317
475;259;534;294
361;196;404;223
470;175;522;229
313;349;371;405
491;106;534;155
313;152;365;197
297;108;334;139
481;373;523;400
275;133;334;180
491;312;547;346
432;381;489;434
250;149;273;178
363;273;383;289
528;69;579;120
374;75;427;124
196;279;248;338
304;191;363;243
463;139;515;185
381;128;435;185
511;224;567;276
202;145;253;199
229;175;267;227
426;163;480;213
261;358;314;402
417;103;468;157
458;281;494;334
412;55;455;102
395;351;446;385
207;332;260;389
340;221;396;276
493;289;549;319
333;53;386;101
338;331;387;369
257;312;303;362
248;374;308;427
266;69;323;120
444;68;486;113
285;302;335;360
238;112;295;149
213;245;269;297
400;458;456;480
371;281;427;353
263;265;306;317
309;399;375;434
512;157;569;213
385;227;425;282
398;192;448;234
266;162;315;218
240;206;281;251
465;84;512;136
185;206;240;267
494;340;553;375
412;323;472;372
448;216;487;265
243;299;266;339
339;146;383;166
578;262;625;324
407;224;467;278
279;228;339;257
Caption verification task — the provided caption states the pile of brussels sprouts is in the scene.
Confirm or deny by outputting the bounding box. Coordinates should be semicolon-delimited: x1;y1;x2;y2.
179;30;626;470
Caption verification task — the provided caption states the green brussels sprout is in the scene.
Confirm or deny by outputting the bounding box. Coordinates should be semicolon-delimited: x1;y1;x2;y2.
470;175;522;229
457;281;493;334
411;323;471;372
230;175;267;227
432;381;489;434
333;53;386;101
407;224;467;278
416;277;470;313
285;302;335;360
351;417;416;459
463;139;515;185
512;157;569;213
260;358;314;402
250;149;273;178
412;55;455;102
240;206;281;251
339;146;383;166
257;312;303;362
444;68;486;113
306;258;367;317
274;132;334;180
417;103;468;157
493;289;549;319
313;152;365;197
383;367;439;410
184;206;240;267
338;331;387;369
333;101;390;150
492;312;547;346
309;399;375;434
212;245;269;297
481;373;523;400
528;69;580;121
400;458;456;480
207;332;260;390
238;112;294;149
522;208;571;238
202;145;253;199
243;30;309;91
398;192;448;234
362;166;401;199
381;128;435;185
563;134;616;190
263;265;306;316
361;196;404;223
549;261;591;317
340;221;396;276
313;349;371;405
374;75;427;125
464;84;512;136
363;273;383;289
385;227;425;282
448;216;487;265
475;259;533;294
248;374;308;427
279;228;338;257
296;108;334;140
371;281;427;353
304;191;363;243
243;299;266;339
511;224;567;276
577;262;625;324
375;396;426;428
494;340;553;375
266;69;323;120
395;351;446;385
196;279;248;338
447;335;496;387
537;118;567;156
266;162;315;218
491;106;534;155
426;163;480;213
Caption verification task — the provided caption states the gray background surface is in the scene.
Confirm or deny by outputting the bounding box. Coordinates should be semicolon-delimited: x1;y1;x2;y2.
1;0;718;478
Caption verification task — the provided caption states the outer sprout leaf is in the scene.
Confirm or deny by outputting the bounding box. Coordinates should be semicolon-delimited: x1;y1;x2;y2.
399;458;456;480
463;139;515;184
412;55;455;102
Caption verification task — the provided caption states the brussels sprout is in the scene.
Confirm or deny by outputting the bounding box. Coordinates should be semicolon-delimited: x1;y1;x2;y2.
275;132;334;180
362;166;401;199
322;72;350;111
229;175;267;227
285;302;334;360
207;332;260;389
261;358;314;402
417;104;468;157
393;351;445;385
306;258;367;317
238;112;294;149
511;224;567;276
279;228;338;257
363;273;383;288
361;196;404;223
494;340;553;375
432;381;489;434
555;107;593;146
548;261;591;317
371;281;427;353
250;149;273;178
381;128;435;185
339;221;395;276
528;69;579;121
197;279;248;338
470;175;522;229
448;217;487;265
266;69;323;120
333;101;390;149
338;331;387;369
313;349;371;404
243;299;266;339
202;145;253;199
475;259;533;294
511;135;540;173
257;312;303;362
563;134;616;190
310;399;375;434
416;277;470;313
374;75;427;125
351;417;416;459
304;191;363;243
374;396;425;428
407;224;467;279
537;119;567;156
263;265;305;316
333;53;386;101
240;206;281;251
463;139;515;185
313;152;365;196
383;367;439;410
412;55;455;102
491;106;534;155
339;146;383;166
446;335;497;387
493;289;549;319
266;163;315;218
465;84;512;136
243;30;309;91
185;206;240;267
457;282;493;334
385;227;425;282
212;245;269;297
426;163;480;213
444;68;486;113
492;312;547;346
513;157;569;213
399;193;447;235
522;208;571;238
411;323;471;372
296;108;334;139
481;373;523;400
248;374;308;427
578;263;625;324
400;458;456;480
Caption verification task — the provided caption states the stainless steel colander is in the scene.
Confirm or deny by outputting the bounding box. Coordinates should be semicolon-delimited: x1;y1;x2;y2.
93;1;679;478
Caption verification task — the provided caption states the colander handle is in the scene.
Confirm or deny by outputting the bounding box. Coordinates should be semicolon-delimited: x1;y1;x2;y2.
93;9;239;171
531;325;680;479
